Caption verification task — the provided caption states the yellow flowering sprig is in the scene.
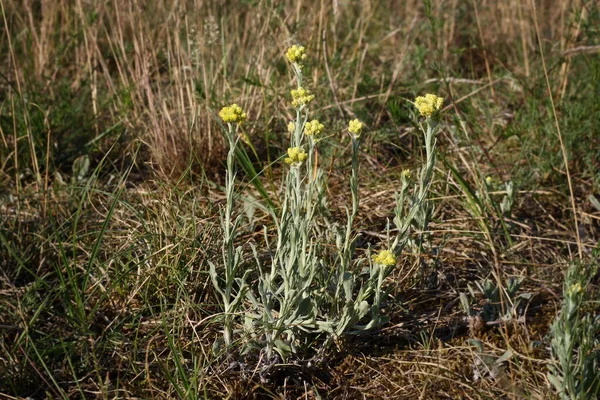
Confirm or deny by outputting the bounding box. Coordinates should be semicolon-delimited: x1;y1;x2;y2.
291;87;315;108
219;103;247;124
348;119;364;139
213;101;250;346
304;119;324;138
288;121;296;134
284;147;308;166
372;249;396;267
285;45;307;66
414;94;444;118
567;282;582;297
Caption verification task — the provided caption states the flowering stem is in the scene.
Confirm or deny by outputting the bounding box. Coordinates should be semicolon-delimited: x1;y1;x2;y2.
350;137;360;217
294;110;302;147
335;136;361;304
419;119;436;199
222;123;238;345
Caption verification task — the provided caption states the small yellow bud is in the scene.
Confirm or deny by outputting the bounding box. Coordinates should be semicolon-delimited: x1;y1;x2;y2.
414;94;444;117
401;169;411;179
285;45;307;65
567;283;582;296
304;119;325;137
284;147;308;165
219;103;247;124
288;122;296;134
372;249;396;267
348;119;363;138
291;87;315;108
485;176;493;185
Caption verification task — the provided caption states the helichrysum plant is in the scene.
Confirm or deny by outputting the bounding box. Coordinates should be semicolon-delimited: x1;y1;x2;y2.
547;262;600;400
210;103;249;346
460;276;531;324
212;45;445;363
390;94;443;259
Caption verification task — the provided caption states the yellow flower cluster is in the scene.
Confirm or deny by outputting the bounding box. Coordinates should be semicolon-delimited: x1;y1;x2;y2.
288;121;296;134
414;94;444;117
372;249;396;267
348;119;363;137
291;87;315;108
219;103;247;124
567;282;582;296
304;119;324;137
284;147;308;165
286;45;307;65
401;169;411;179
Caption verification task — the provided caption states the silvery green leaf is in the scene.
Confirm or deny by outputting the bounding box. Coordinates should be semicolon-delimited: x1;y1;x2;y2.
250;243;262;268
546;373;563;393
467;283;476;298
589;195;600;212
230;289;247;312
466;338;484;352
72;155;90;182
240;341;261;356
343;272;353;301
243;195;257;230
297;296;314;319
54;171;66;186
244;313;254;331
274;339;293;359
459;292;471;315
234;247;242;266
496;349;513;364
212;338;224;356
208;261;225;297
357;301;370;319
316;320;335;333
505;181;513;196
506;276;523;297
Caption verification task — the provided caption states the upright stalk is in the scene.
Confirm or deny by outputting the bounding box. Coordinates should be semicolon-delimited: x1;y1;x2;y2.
211;104;248;347
222;124;236;345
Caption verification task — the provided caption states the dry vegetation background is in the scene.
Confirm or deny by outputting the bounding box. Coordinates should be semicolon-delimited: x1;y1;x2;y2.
1;0;599;399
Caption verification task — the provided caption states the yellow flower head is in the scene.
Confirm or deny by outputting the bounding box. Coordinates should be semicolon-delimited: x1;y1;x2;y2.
567;282;582;296
304;119;325;137
288;121;296;134
485;176;493;185
284;147;308;165
372;249;396;267
401;169;411;179
291;87;315;108
348;119;364;138
414;94;444;117
286;45;308;65
219;103;247;124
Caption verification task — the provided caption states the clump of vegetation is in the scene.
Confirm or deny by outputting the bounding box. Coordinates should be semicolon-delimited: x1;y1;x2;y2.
211;45;444;362
1;0;599;398
548;262;600;400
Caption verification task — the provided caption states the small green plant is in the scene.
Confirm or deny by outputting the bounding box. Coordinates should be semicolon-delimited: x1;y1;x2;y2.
485;177;516;247
208;104;250;346
547;262;600;400
211;45;444;361
460;276;531;323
